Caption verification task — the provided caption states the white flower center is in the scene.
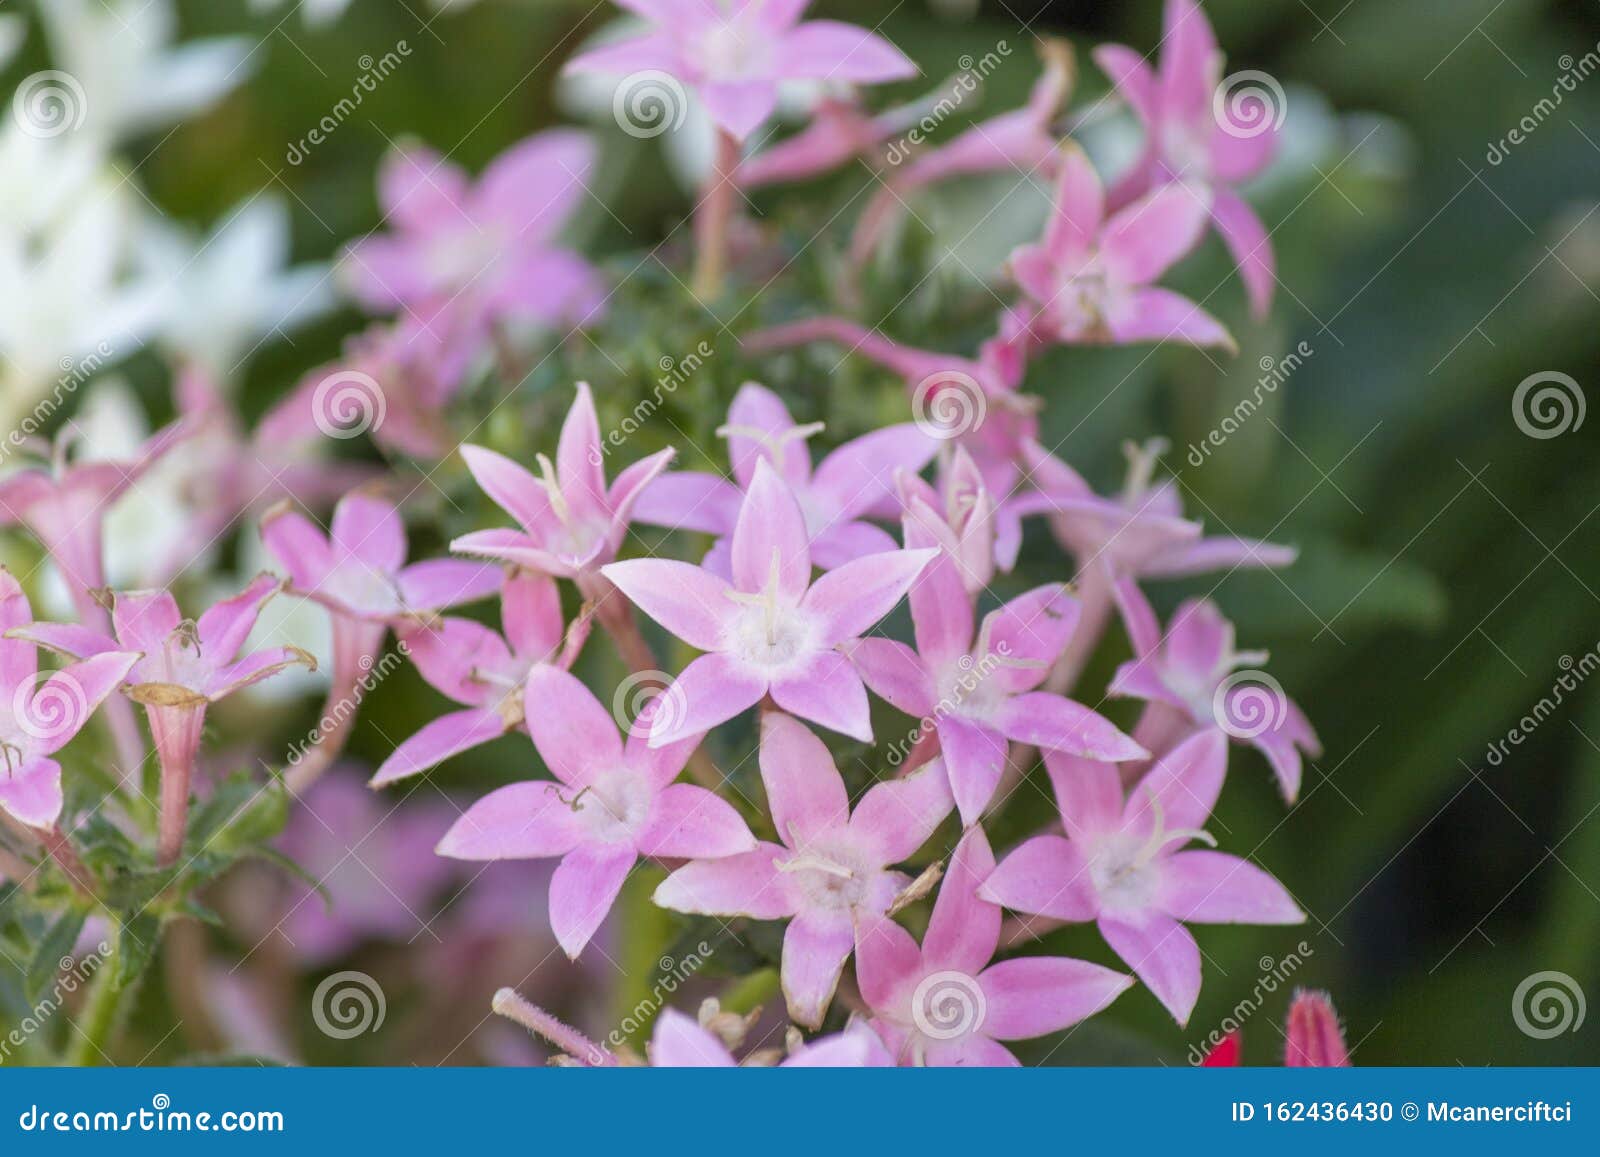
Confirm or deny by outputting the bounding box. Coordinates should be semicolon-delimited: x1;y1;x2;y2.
776;837;871;912
566;767;652;844
698;19;774;82
723;548;814;672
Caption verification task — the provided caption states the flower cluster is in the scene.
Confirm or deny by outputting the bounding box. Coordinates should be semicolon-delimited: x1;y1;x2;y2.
0;0;1341;1068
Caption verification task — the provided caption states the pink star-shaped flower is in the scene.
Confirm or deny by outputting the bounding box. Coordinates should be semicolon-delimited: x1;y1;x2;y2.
858;826;1132;1065
632;381;936;571
564;0;917;142
0;570;138;830
1110;577;1320;800
1009;142;1232;350
342;132;605;337
980;730;1304;1025
452;382;675;582
1096;0;1281;317
371;573;569;787
654;712;954;1027
438;665;756;958
604;458;935;745
19;575;314;862
845;549;1143;824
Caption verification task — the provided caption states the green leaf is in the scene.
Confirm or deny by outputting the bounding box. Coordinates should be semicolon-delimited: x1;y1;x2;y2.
26;911;86;1004
114;914;161;988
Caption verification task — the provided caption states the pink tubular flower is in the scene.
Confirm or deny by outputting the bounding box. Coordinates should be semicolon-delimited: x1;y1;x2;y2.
341;133;605;337
1285;989;1351;1066
263;490;503;791
632;381;937;571
603;459;936;745
452;383;675;582
437;665;756;959
648;1008;893;1067
654;712;954;1028
563;1;917;142
979;731;1304;1025
737;96;897;190
0;420;188;628
1015;437;1296;583
844;549;1144;825
1110;577;1320;800
1009;142;1232;350
851;39;1075;268
1096;0;1280;317
858;827;1132;1066
18;575;313;864
0;570;138;830
371;572;569;788
898;446;1021;594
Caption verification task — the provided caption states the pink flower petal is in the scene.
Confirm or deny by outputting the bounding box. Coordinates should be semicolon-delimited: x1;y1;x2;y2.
1285;990;1350;1066
501;571;564;661
371;707;509;787
1105;287;1235;349
1158;850;1305;924
378;144;469;230
196;574;280;662
556;383;609;526
840;637;936;718
0;756;63;828
1042;751;1126;840
781;908;855;1029
776;21;916;84
396;559;503;612
994;691;1146;762
27;651;138;756
1160;0;1222;119
1099;909;1202;1025
112;590;182;657
1093;44;1159;124
261;506;335;590
653;843;792;919
636;783;755;859
847;761;954;863
809;424;937;523
332;491;407;574
1126;729;1228;834
599;558;732;652
757;711;850;847
630;471;743;535
939;714;1009;826
809;520;899;570
923;827;1000;977
549;842;635;958
435;781;586;860
1210;188;1275;319
647;653;768;747
979;834;1099;922
523;666;624;788
979;955;1133;1040
1043;142;1104;263
725;382;809;490
731;459;811;599
648;1009;737;1067
1100;182;1212;286
907;549;974;668
699;79;780;141
804;548;935;647
770;651;872;742
981;583;1079;695
459;444;557;534
854;914;924;1013
474;129;592;241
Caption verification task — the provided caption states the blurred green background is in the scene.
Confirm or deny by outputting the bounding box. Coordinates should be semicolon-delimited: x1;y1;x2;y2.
28;0;1599;1063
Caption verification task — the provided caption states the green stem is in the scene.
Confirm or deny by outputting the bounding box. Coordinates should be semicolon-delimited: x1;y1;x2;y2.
68;930;125;1067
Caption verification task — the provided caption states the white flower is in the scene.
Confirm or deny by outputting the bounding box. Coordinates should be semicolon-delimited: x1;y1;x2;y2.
0;184;162;432
140;195;334;381
38;0;254;143
0;119;106;237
